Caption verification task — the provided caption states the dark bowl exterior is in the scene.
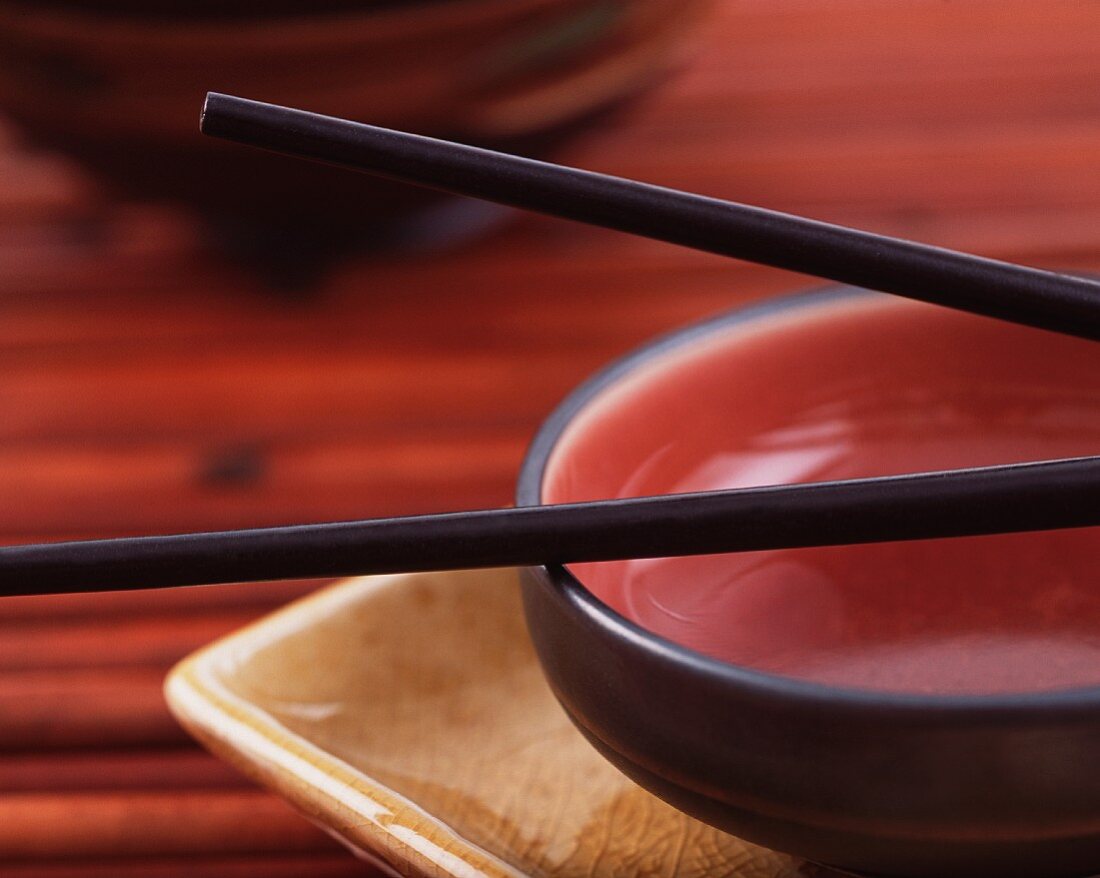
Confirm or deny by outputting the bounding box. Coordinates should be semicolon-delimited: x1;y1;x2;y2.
0;0;706;280
516;288;1100;878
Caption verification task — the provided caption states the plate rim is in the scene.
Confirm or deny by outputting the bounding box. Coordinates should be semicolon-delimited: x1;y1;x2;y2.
165;572;528;878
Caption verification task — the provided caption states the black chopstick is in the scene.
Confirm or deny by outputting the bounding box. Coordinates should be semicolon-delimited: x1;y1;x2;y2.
200;92;1100;341
1;456;1097;597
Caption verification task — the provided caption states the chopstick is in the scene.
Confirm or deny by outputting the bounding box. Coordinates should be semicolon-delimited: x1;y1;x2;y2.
2;94;1090;600
0;456;1096;597
199;92;1100;341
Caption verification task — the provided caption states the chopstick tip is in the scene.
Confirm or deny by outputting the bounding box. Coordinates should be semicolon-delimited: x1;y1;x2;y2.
199;92;215;134
200;92;227;135
200;92;240;136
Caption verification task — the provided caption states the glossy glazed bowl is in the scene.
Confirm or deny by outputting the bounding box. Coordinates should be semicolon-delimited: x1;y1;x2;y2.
0;0;705;280
517;287;1100;878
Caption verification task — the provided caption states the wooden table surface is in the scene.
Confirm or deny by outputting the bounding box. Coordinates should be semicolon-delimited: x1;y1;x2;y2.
1;1;1097;874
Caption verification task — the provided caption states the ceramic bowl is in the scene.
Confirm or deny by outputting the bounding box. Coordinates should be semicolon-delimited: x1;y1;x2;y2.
0;0;705;280
517;287;1100;878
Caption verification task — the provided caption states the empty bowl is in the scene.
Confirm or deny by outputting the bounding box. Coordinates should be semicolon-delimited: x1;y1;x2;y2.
517;287;1100;877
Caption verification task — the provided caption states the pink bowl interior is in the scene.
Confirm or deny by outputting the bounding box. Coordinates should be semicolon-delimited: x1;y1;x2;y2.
542;295;1100;695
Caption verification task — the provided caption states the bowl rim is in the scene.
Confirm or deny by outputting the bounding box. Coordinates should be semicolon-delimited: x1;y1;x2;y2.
516;285;1100;715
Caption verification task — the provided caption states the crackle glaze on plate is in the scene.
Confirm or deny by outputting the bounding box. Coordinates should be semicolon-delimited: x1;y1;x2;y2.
166;569;815;878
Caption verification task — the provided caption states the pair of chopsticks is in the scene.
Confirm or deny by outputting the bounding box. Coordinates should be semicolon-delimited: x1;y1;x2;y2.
2;93;1097;598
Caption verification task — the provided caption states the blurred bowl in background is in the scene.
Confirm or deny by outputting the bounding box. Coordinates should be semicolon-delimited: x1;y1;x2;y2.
0;0;708;284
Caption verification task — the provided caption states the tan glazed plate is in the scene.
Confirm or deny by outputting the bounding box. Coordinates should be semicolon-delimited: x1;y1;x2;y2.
165;568;817;877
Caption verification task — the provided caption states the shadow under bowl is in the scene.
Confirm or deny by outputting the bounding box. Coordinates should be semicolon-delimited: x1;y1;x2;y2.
517;287;1100;878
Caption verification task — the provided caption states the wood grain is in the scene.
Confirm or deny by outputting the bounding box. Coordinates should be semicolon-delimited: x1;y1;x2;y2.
0;0;1096;871
0;668;189;750
0;856;369;878
0;579;329;621
0;792;340;859
0;750;246;791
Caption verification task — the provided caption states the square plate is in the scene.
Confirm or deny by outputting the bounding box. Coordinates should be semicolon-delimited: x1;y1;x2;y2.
166;568;807;877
